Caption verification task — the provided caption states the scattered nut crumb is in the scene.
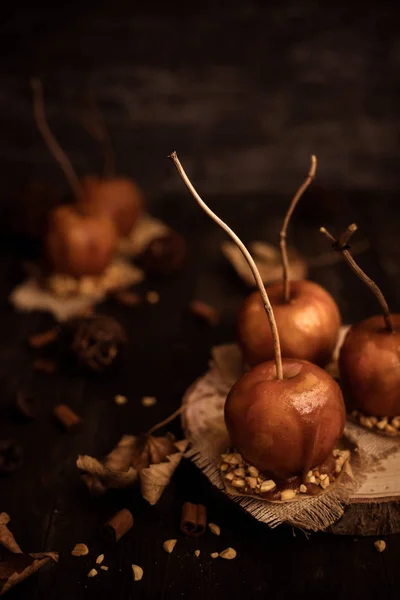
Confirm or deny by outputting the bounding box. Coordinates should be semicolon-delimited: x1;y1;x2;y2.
280;489;296;501
146;291;160;304
219;547;237;560
96;554;104;565
132;564;144;581
210;552;219;559
71;543;89;557
114;394;127;406
194;550;200;557
374;540;386;553
87;568;98;578
141;396;157;407
163;539;177;554
208;523;221;536
100;565;109;571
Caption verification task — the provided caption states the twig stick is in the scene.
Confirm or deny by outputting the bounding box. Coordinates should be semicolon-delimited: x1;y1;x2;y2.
81;90;115;178
280;155;317;302
147;406;184;435
169;151;283;379
31;78;84;201
320;223;394;332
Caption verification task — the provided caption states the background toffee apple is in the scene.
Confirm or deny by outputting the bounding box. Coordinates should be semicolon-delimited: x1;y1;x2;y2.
321;224;400;417
170;151;346;479
31;79;118;276
77;97;143;237
238;155;341;368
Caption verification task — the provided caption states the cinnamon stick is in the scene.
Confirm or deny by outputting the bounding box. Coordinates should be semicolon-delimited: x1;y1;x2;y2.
53;404;82;432
180;502;207;537
103;509;134;543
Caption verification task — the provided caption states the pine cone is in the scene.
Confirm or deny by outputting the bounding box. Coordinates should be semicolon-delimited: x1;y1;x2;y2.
62;315;127;372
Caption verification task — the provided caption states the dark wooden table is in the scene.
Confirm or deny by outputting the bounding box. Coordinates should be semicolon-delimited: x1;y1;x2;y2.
0;192;399;599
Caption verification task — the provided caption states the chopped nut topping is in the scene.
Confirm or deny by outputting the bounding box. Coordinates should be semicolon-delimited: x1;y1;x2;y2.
245;476;258;489
194;550;200;557
208;523;221;536
163;539;177;554
71;543;89;556
132;564;144;581
146;291;160;304
141;396;157;407
87;568;98;578
280;489;296;501
220;547;237;560
259;480;276;493
114;394;128;406
210;552;219;559
374;540;386;553
233;467;245;478
247;466;259;477
231;478;245;488
95;554;104;565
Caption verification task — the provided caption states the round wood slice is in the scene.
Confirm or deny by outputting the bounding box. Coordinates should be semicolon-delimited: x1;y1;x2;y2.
329;450;400;535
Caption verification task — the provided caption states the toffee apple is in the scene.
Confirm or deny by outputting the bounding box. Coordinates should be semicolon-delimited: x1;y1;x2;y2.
170;151;346;480
31;79;118;277
238;156;341;368
321;224;400;417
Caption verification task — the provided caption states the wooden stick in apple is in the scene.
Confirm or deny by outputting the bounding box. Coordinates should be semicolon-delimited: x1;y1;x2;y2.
280;155;317;302
320;223;400;417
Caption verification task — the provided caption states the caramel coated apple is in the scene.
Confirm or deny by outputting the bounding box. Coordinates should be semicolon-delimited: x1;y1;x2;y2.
45;205;117;277
339;314;400;417
225;359;345;479
79;175;143;237
238;280;341;367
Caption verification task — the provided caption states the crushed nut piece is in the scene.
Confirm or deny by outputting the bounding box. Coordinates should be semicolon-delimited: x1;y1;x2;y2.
163;539;177;554
280;489;296;501
71;543;89;556
299;484;307;493
231;478;245;488
259;480;276;493
374;540;386;553
247;466;259;477
224;453;241;465
146;291;160;304
391;417;400;428
96;554;104;565
132;564;144;581
210;552;219;559
88;568;98;578
100;566;109;571
220;547;237;560
385;424;397;434
194;550;200;557
114;394;127;406
245;476;258;489
320;476;330;490
377;419;388;430
208;523;221;536
233;467;245;478
220;463;229;472
141;396;157;407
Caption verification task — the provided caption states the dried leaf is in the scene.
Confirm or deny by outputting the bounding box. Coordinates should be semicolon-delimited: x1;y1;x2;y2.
0;513;58;595
222;241;307;287
118;214;170;256
140;440;189;505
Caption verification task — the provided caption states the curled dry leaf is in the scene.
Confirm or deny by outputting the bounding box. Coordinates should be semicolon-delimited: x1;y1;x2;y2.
77;434;188;504
222;241;307;287
0;513;58;595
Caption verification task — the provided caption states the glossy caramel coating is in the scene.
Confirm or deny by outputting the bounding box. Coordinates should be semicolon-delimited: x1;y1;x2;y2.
79;175;143;237
45;205;117;277
225;359;345;479
238;280;341;367
339;314;400;416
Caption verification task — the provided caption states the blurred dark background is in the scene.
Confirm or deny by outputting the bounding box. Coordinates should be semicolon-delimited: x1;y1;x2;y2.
0;0;398;206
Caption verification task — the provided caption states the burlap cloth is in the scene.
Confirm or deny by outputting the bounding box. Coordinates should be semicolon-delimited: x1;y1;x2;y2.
181;328;400;532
